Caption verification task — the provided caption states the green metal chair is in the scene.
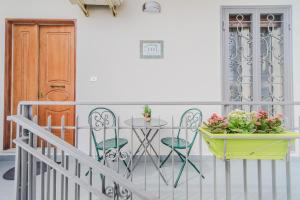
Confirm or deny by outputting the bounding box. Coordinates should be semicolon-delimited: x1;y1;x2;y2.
88;107;129;168
160;108;205;187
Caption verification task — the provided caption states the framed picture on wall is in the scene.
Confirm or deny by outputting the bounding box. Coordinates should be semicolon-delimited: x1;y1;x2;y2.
140;40;164;59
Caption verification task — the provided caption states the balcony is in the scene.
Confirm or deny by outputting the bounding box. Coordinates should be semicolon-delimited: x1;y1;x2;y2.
2;101;300;200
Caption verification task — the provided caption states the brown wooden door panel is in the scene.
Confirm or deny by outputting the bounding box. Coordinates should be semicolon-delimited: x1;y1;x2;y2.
4;20;76;150
11;24;39;145
38;25;75;145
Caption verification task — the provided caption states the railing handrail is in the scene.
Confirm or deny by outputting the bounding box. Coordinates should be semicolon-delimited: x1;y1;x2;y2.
13;138;111;200
18;100;300;106
8;115;158;200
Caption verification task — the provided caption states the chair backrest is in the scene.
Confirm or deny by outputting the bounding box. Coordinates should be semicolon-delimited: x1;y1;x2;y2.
177;108;203;142
88;107;117;155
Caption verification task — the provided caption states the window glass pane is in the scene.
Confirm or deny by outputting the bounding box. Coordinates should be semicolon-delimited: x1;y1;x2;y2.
228;14;253;111
260;14;284;115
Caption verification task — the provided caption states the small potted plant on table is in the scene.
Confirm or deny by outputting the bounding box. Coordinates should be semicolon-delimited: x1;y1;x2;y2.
199;110;299;160
143;105;152;122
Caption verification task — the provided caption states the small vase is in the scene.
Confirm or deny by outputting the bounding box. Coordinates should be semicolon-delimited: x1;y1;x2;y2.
144;116;151;122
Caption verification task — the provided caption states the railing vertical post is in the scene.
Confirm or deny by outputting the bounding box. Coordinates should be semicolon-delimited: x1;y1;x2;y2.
199;128;203;200
53;144;57;200
28;132;33;200
61;115;69;200
89;120;93;200
28;115;37;200
213;156;216;200
77;163;81;200
286;140;291;200
61;115;65;200
40;140;45;200
20;106;31;200
116;116;120;199
102;118;106;196
185;118;189;200
15;146;22;200
225;159;231;200
224;138;231;200
128;115;134;200
158;116;161;198
14;104;22;200
143;119;147;191
21;105;30;200
258;160;262;200
271;160;277;200
31;116;38;200
89;116;92;159
171;116;175;200
130;115;134;184
75;115;79;200
52;115;57;200
65;155;69;200
117;116;120;174
21;142;29;200
46;116;52;200
243;159;247;200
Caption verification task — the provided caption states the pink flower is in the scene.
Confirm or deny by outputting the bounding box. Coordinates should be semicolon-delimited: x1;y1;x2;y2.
256;110;268;119
207;113;227;126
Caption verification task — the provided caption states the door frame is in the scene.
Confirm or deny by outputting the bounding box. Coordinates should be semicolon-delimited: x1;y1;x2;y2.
3;19;77;150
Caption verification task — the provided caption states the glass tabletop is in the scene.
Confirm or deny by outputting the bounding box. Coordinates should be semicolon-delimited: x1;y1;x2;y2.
124;118;167;128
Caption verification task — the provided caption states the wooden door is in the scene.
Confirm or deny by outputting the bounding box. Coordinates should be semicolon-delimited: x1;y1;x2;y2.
5;22;76;149
38;25;75;145
10;24;39;146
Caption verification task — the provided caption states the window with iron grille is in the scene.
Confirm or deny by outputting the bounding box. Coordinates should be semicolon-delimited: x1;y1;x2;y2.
221;6;293;127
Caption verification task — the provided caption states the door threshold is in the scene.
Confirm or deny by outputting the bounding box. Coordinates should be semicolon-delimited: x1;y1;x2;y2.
0;148;16;156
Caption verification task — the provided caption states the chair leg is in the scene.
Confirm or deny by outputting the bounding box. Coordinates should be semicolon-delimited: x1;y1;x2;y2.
174;162;186;188
159;150;172;168
187;159;205;178
122;159;131;174
175;150;205;179
176;152;185;163
98;155;103;162
117;146;131;175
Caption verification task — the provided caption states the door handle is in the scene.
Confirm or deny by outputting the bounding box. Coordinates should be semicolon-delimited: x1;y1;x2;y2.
50;85;65;88
39;92;44;98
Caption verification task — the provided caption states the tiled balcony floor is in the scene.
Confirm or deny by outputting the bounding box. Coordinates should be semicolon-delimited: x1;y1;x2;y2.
0;157;300;200
0;160;14;200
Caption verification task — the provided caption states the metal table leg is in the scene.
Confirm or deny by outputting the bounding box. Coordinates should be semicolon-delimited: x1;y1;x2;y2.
125;129;152;176
128;128;168;184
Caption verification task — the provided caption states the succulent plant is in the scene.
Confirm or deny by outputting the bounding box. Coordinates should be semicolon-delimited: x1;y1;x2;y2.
227;110;256;134
143;105;152;118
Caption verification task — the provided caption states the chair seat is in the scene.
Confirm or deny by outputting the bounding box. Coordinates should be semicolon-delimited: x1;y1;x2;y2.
161;137;191;149
97;138;128;150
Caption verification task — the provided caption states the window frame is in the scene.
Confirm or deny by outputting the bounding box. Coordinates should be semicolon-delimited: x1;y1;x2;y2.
221;5;293;128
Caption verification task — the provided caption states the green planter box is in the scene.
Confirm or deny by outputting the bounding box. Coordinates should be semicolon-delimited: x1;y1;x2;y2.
199;127;299;160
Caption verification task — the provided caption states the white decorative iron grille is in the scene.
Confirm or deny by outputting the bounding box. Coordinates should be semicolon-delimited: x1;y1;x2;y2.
228;14;253;111
222;6;293;126
260;14;284;114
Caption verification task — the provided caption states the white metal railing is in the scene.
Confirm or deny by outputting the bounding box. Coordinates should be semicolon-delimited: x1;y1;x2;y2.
8;114;158;200
8;101;300;200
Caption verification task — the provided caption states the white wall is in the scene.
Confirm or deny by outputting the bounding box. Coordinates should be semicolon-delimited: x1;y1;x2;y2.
0;0;300;154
